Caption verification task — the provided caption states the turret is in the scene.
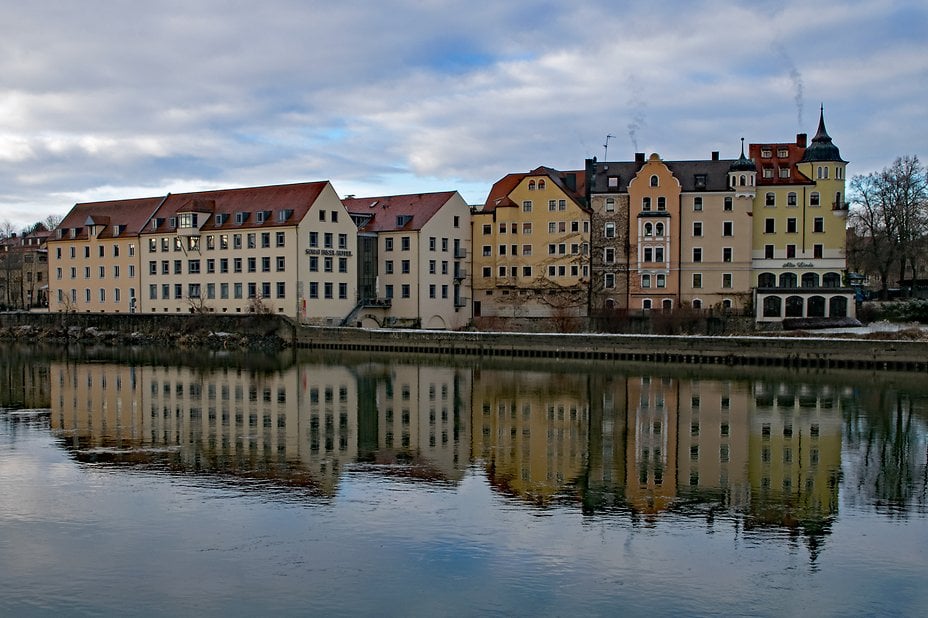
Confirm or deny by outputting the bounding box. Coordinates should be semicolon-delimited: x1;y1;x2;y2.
728;138;756;199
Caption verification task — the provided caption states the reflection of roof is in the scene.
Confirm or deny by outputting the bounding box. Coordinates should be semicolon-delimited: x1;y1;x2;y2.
342;191;457;233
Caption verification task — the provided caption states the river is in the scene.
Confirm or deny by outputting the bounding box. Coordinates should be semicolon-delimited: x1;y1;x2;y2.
1;345;926;616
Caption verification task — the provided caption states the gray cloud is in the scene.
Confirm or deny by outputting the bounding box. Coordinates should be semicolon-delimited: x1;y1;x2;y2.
0;1;926;229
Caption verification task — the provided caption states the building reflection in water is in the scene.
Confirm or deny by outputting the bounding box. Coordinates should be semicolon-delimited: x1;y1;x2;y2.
50;359;471;497
49;355;858;556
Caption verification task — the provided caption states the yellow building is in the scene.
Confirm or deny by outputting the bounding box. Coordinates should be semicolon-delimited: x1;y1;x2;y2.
752;108;853;321
472;167;590;327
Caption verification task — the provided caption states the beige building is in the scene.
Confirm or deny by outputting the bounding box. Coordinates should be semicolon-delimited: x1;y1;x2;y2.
140;182;357;322
48;196;160;313
472;167;591;327
343;191;472;329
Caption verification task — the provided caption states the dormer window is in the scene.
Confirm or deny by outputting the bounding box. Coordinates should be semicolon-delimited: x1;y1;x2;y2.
215;213;228;225
396;215;413;227
178;213;198;228
256;210;272;223
235;212;248;225
278;209;293;222
168;217;177;228
761;148;772;158
778;148;788;158
608;176;619;188
779;167;790;178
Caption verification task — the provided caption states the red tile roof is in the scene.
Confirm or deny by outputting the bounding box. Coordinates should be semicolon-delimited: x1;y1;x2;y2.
147;181;329;233
342;191;457;233
481;166;588;213
53;196;167;241
749;142;814;186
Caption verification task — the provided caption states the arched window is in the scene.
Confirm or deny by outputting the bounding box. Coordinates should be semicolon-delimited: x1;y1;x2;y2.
779;272;798;288
650;175;659;187
808;296;826;317
662;299;673;312
740;174;746;186
642;299;652;311
604;222;616;238
835;192;842;209
765;192;775;207
537;179;545;190
644;222;653;236
605;298;615;310
655;222;664;237
829;296;848;317
758;272;776;288
722;299;732;310
801;272;819;287
787;192;797;207
528;180;536;190
823;272;841;287
786;295;804;317
692;299;703;309
763;296;782;317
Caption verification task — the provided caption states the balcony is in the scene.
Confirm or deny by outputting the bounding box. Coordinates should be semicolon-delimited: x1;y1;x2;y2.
453;267;468;281
454;296;469;308
454;247;467;259
362;297;392;308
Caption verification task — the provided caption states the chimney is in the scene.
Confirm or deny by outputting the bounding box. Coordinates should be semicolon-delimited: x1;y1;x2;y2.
635;152;645;164
796;133;807;148
711;151;719;161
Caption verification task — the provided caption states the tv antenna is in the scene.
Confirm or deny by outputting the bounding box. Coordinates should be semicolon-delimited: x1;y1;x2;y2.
603;134;615;161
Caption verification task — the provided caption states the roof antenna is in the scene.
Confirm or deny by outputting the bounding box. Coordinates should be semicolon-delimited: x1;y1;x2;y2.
603;134;615;161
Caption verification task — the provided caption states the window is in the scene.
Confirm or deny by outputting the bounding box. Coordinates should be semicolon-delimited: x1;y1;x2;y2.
522;222;532;235
220;258;228;273
604;223;616;238
401;236;410;251
787;192;797;207
810;192;820;207
644;222;653;237
174;260;182;275
324;282;333;299
261;256;271;272
605;247;615;264
644;247;653;262
276;232;285;247
765;192;775;207
605;198;615;212
401;260;410;274
723;248;732;262
657;197;666;211
723;221;733;237
548;199;557;212
693;247;702;262
247;257;257;273
522;200;532;212
558;200;566;211
722;273;732;289
765;244;774;259
309;282;318;299
765;218;775;234
693;197;703;211
724;197;733;211
786;244;796;258
642;299;652;310
779;167;790;179
693;222;702;237
234;258;242;272
482;224;491;236
309;256;319;272
787;218;797;233
604;273;615;289
385;238;393;251
188;259;200;274
813;217;824;233
498;245;506;256
641;274;651;288
814;244;823;259
692;273;702;288
642;197;651;211
656;274;666;288
233;234;242;249
401;284;410;298
650;175;659;187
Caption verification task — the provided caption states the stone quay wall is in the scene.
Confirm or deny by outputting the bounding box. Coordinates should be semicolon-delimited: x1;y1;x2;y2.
1;312;925;372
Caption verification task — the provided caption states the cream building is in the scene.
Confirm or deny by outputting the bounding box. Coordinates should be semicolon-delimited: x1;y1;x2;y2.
140;181;357;323
343;191;472;330
48;196;160;313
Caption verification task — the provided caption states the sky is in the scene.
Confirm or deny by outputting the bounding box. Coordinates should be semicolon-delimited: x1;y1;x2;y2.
1;0;926;232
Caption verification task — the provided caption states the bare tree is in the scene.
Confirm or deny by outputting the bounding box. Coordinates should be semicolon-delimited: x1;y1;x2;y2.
849;156;928;297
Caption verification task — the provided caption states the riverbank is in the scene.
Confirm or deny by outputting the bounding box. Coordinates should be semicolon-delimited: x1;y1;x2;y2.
2;312;927;372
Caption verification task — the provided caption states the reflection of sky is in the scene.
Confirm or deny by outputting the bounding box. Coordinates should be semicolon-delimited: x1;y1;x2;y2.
2;415;927;616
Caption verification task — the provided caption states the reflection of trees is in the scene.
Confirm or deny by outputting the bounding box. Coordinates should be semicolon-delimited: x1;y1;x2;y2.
844;389;928;516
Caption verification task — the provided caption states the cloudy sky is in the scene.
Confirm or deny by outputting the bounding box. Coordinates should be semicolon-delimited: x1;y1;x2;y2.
1;0;926;231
